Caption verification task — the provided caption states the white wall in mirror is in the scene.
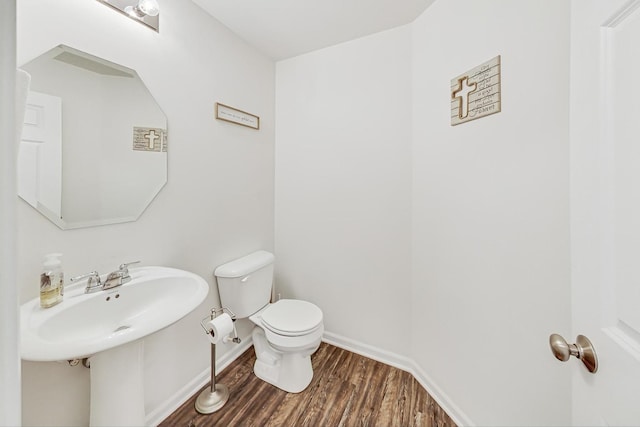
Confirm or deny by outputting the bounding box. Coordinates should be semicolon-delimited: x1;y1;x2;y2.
19;45;167;229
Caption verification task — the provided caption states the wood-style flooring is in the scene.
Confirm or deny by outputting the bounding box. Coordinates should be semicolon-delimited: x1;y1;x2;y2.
160;342;456;427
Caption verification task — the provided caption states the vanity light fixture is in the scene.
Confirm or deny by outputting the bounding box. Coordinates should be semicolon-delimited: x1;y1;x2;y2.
96;0;160;32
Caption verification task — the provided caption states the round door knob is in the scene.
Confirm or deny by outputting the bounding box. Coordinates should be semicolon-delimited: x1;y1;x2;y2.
549;333;598;373
549;334;571;361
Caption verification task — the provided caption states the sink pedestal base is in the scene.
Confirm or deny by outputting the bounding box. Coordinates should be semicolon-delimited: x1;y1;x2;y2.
90;340;145;426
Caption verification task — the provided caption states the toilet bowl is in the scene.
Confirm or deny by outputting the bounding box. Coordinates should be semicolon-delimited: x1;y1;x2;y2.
249;299;324;392
214;251;324;393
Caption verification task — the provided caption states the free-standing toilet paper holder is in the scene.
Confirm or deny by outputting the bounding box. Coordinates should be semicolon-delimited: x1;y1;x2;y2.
195;307;240;414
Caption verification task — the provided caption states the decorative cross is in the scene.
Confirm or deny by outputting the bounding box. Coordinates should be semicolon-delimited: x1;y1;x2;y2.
452;77;478;119
144;129;159;150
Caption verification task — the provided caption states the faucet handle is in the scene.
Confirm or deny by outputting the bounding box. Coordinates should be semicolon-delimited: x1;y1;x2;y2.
70;271;100;282
119;261;140;272
118;261;140;281
70;271;102;293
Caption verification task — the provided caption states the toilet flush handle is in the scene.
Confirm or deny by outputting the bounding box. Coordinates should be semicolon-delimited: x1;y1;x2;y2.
241;275;250;283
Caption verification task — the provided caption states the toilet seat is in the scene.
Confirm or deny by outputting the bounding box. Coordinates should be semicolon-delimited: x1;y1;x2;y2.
261;299;323;337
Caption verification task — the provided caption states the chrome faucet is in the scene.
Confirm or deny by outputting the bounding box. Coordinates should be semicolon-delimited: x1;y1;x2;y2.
70;271;102;294
104;261;140;290
70;261;140;294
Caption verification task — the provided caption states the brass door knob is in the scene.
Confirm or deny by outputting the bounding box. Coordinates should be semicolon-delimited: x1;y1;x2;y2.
549;333;598;373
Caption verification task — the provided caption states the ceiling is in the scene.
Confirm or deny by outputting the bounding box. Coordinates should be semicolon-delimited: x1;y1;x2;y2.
191;0;436;60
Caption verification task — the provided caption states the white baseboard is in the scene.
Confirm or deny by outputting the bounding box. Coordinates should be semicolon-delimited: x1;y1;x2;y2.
408;360;474;427
322;331;473;427
146;337;253;427
322;331;414;371
146;331;472;427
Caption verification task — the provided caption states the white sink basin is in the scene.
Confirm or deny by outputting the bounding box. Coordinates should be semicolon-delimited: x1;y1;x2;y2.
21;266;209;361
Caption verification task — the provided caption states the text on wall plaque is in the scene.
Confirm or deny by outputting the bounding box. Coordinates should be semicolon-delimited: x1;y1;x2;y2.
451;55;501;126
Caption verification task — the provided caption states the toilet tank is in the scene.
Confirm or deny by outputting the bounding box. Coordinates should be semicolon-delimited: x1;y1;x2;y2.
214;250;275;319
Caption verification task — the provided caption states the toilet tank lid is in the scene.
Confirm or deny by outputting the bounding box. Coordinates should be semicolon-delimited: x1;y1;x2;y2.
214;250;275;278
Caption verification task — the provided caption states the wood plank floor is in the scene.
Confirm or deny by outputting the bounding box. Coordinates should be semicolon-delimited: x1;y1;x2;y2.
160;343;457;427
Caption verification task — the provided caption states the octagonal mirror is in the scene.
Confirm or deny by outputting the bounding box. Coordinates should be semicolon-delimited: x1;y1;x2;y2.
18;45;167;229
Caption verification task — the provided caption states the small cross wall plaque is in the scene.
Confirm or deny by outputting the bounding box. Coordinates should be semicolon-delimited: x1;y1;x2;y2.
451;55;501;126
133;127;167;152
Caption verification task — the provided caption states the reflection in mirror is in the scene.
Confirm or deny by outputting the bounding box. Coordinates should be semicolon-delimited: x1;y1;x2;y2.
18;45;167;229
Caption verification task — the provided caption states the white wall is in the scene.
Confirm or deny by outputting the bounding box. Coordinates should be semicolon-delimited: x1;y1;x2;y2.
275;0;572;425
17;0;275;425
411;1;571;425
275;26;413;355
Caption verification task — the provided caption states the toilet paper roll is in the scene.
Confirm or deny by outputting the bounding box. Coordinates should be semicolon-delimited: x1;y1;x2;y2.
205;313;234;344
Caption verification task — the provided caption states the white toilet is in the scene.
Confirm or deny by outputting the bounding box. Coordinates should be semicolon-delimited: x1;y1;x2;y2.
214;250;324;393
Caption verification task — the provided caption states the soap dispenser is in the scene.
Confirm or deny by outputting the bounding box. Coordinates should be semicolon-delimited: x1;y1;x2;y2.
40;253;64;308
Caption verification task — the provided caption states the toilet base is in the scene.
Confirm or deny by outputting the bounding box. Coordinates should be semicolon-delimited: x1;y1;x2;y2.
252;327;315;393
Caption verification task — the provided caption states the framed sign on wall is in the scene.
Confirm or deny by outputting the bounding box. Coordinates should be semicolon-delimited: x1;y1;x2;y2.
215;102;260;130
450;55;501;126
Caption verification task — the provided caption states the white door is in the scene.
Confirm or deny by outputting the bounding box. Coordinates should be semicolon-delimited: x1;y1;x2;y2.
570;0;640;424
17;91;62;218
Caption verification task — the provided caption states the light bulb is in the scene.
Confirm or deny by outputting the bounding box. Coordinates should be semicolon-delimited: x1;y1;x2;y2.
124;0;159;18
137;0;159;17
123;5;141;17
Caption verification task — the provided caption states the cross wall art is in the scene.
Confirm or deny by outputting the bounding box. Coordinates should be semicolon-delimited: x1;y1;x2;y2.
450;55;501;126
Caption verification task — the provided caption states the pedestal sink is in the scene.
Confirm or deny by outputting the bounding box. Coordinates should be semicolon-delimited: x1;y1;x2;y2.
20;266;209;426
